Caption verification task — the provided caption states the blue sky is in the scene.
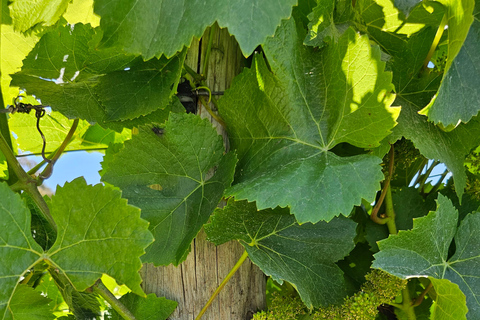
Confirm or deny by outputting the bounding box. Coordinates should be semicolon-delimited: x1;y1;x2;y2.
26;151;103;191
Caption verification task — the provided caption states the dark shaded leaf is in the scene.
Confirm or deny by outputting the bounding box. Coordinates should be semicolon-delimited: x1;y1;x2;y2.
205;199;356;308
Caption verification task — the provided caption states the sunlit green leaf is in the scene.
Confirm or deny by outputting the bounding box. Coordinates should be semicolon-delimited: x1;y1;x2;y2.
0;24;38;106
355;0;445;101
47;178;153;296
110;293;177;320
0;182;44;319
304;0;339;47
219;15;398;222
394;97;480;200
0;180;151;315
63;0;100;26
8;284;54;320
420;9;480;127
9;0;70;32
10;23;185;131
429;278;468;320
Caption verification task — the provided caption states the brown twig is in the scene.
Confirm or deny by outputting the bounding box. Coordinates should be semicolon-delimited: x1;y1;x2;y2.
412;282;433;307
371;145;395;224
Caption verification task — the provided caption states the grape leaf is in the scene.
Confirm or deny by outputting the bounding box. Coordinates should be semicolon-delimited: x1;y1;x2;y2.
10;23;185;130
304;0;339;47
204;199;356;308
110;293;177;320
419;0;479;127
24;194;56;251
373;194;480;319
9;111;96;154
48;271;102;320
46;178;153;296
9;0;70;32
393;0;424;16
8;284;54;320
63;0;100;27
8;108;132;157
218;14;398;222
365;187;435;252
359;1;478;200
394;96;480;200
97;55;185;122
2;0;12;25
100;95;186;132
101;113;237;266
1;24;38;106
0;182;44;320
0;180;145;316
93;0;297;59
354;0;444;98
35;275;69;316
0;150;6;180
429;278;468;320
80;124;131;149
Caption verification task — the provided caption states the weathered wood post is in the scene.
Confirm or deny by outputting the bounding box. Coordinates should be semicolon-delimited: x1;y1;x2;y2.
140;25;266;320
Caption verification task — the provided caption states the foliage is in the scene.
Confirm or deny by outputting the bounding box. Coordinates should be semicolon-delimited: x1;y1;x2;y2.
1;0;480;319
252;270;407;320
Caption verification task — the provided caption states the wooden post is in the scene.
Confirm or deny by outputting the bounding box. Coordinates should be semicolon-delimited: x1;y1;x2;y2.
140;25;266;320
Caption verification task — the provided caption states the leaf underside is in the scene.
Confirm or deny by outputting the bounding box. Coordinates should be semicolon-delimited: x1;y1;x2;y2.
373;194;480;319
204;199;357;308
93;0;298;58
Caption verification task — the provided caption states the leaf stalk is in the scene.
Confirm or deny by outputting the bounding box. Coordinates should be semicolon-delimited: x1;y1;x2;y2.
371;145;395;225
412;281;432;307
37;119;79;183
422;14;448;70
195;250;249;320
202;26;216;78
385;186;397;234
0;130;57;231
93;281;137;320
399;286;416;320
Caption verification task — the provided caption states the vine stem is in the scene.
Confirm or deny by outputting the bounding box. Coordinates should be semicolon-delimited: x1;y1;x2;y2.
0;86;17;184
422;14;448;70
0;130;57;231
93;281;137;320
430;169;449;194
37;119;79;183
384;186;397;234
412;159;429;187
202;26;215;78
195;250;249;320
183;62;227;129
400;286;416;320
418;160;440;193
183;64;203;83
412;282;433;307
198;95;226;127
371;145;394;225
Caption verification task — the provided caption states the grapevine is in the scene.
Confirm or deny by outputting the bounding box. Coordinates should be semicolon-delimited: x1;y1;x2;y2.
1;0;480;319
253;270;407;320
